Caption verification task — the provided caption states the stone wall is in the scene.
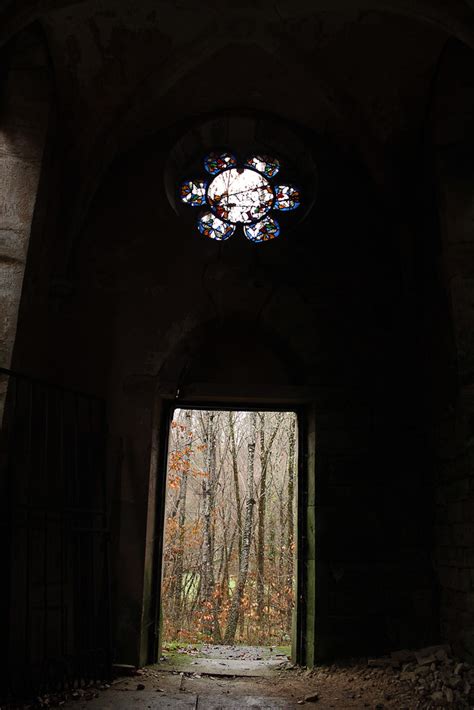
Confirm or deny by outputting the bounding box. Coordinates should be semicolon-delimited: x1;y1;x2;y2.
10;120;442;665
432;40;474;660
0;26;51;417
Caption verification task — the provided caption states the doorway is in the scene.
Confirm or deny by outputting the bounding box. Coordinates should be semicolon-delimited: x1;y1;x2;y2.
158;407;301;672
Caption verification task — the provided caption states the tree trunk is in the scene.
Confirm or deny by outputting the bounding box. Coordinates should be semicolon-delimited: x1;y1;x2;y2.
200;411;222;642
256;413;282;622
224;412;257;644
201;412;214;636
228;411;242;561
173;410;192;625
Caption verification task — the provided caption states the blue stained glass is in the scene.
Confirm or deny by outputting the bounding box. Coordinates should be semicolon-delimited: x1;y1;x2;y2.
244;216;280;243
245;155;280;178
180;179;207;207
198;211;236;241
204;152;237;176
274;185;301;211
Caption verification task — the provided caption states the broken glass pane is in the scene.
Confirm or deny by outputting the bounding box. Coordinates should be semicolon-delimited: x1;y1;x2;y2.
207;168;274;224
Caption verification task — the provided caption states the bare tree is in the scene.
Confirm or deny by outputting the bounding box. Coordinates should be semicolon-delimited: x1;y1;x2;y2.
173;409;192;621
256;412;283;622
162;409;297;647
224;411;257;644
200;411;222;640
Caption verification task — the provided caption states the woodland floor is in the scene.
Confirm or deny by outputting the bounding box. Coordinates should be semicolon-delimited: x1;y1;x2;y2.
51;644;435;709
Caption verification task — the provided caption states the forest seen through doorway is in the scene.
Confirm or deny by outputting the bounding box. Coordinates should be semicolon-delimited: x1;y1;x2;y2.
160;408;298;674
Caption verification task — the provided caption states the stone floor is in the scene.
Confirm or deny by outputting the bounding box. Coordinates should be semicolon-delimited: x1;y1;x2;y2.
158;644;290;677
85;646;301;708
58;644;420;709
32;643;474;708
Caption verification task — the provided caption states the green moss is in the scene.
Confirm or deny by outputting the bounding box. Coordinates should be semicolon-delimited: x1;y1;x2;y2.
158;650;193;667
274;645;291;656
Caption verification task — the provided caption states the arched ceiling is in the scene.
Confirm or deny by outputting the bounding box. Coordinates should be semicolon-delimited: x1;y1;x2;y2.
2;0;474;246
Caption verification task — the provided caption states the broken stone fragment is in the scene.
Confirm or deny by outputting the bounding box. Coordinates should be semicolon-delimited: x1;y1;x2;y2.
304;692;319;702
367;658;392;667
445;687;454;703
414;665;430;676
390;650;415;666
415;645;451;665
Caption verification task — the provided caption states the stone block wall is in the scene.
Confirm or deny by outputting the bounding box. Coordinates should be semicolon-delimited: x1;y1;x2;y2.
0;27;51;418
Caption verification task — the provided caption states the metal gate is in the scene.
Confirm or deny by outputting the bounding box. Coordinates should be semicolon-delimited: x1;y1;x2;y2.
0;368;111;699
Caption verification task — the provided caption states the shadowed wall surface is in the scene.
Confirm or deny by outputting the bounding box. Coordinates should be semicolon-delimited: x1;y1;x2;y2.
1;0;474;684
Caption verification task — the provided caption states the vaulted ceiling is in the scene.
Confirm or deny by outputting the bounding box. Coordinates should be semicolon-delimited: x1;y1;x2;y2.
3;0;474;239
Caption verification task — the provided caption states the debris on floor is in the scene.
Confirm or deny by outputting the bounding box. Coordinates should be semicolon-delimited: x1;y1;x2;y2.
374;643;474;708
286;643;474;708
5;643;474;708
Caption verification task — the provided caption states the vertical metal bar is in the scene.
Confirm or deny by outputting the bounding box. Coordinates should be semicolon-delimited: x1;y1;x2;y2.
59;390;66;662
86;397;94;664
43;386;49;668
0;369;108;694
25;379;33;685
72;393;79;682
101;397;112;680
3;374;18;695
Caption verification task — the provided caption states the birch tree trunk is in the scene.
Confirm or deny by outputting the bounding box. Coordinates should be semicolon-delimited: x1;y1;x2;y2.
224;411;257;644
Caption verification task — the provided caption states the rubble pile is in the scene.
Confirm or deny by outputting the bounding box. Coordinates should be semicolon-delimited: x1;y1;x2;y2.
369;644;474;709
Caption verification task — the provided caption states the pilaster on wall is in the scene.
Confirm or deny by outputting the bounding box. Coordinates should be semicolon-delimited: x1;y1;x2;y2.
0;26;51;416
433;39;474;659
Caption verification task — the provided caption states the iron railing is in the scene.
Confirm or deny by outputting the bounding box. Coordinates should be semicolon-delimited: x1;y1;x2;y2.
0;368;111;699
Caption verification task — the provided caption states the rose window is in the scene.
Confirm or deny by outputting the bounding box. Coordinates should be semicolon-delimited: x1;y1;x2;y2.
179;152;301;243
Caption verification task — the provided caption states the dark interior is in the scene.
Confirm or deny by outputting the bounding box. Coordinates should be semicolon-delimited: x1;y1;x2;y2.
1;0;474;698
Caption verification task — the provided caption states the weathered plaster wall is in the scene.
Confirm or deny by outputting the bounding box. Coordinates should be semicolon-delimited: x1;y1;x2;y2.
0;26;51;413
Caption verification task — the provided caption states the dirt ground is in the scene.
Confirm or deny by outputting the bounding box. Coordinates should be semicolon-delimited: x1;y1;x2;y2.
114;659;416;708
22;646;426;709
12;643;473;708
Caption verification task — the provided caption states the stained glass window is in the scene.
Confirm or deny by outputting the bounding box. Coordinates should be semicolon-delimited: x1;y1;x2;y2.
244;216;280;242
180;179;207;207
207;168;274;224
204;152;237;176
274;185;301;211
198;212;236;241
180;151;301;243
245;155;280;178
